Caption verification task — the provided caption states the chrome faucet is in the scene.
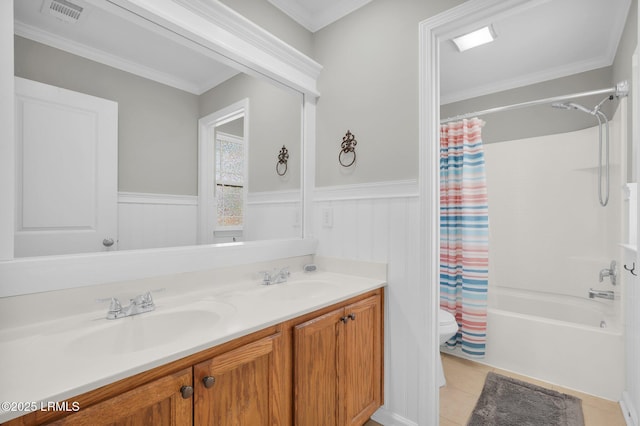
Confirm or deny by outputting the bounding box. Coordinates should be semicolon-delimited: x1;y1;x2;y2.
260;267;290;285
588;288;615;300
599;260;617;285
106;292;155;319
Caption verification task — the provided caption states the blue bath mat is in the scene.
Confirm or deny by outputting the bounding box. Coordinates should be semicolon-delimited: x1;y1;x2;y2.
467;372;584;426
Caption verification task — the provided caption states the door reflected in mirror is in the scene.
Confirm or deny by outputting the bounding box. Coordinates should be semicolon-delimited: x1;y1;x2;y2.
13;0;303;257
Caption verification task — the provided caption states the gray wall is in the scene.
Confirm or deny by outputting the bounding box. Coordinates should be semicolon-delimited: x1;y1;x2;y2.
217;118;244;137
14;36;200;196
199;73;302;193
15;36;303;196
440;67;615;144
313;0;465;187
219;0;313;57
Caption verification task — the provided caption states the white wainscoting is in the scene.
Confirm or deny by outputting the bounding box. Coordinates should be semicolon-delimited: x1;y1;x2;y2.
245;190;302;241
118;192;198;250
119;191;301;250
313;180;421;426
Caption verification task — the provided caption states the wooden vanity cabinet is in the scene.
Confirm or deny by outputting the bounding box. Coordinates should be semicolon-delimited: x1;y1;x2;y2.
193;334;281;426
294;294;382;426
46;368;193;426
3;289;383;426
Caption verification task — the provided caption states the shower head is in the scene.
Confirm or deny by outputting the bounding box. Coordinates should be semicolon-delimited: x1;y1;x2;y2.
551;102;595;115
551;102;573;110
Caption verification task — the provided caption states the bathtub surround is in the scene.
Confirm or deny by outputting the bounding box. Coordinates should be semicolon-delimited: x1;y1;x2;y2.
485;102;626;300
439;118;489;358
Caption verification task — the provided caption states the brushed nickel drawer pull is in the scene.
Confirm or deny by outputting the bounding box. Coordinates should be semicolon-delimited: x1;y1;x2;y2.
203;376;216;388
180;385;194;399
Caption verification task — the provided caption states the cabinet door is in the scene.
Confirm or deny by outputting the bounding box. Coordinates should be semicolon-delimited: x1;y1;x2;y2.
194;334;278;426
49;368;192;426
294;308;345;426
343;295;382;426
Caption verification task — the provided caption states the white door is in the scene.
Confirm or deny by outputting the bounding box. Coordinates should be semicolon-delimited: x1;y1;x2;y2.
14;77;118;257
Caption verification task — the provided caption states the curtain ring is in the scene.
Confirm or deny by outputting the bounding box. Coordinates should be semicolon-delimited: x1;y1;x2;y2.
276;145;289;176
339;130;357;167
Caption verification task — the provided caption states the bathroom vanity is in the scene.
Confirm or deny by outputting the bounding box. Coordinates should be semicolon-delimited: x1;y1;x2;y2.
0;258;385;425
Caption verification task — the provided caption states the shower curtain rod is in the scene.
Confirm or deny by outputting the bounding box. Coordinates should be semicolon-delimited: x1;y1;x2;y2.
440;81;629;124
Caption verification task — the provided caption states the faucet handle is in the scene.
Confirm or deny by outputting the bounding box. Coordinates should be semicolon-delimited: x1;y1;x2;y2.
108;297;122;314
141;291;154;307
259;270;272;283
131;291;154;307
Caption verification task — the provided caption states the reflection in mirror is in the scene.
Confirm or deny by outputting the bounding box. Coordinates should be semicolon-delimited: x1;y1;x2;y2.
214;116;246;240
13;0;303;257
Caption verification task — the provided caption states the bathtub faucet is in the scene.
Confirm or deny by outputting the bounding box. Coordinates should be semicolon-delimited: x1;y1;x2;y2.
598;260;617;285
588;288;614;300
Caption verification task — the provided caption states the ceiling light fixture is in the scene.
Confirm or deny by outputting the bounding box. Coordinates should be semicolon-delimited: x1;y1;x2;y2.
452;25;496;52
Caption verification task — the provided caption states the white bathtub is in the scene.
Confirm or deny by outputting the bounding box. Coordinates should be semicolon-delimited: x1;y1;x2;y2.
450;287;624;400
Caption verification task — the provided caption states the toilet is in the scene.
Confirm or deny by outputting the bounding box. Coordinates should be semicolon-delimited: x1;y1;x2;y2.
438;309;459;387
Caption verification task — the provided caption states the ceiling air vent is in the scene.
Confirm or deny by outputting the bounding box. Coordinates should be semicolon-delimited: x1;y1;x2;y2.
42;0;84;23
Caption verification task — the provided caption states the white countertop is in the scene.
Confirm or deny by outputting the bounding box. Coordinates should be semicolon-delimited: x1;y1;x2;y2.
0;259;386;423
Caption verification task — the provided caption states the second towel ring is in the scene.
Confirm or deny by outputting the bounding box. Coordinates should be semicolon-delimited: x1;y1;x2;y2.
339;130;357;167
276;145;289;176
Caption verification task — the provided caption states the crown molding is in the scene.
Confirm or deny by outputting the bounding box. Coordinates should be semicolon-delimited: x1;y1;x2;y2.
14;21;206;94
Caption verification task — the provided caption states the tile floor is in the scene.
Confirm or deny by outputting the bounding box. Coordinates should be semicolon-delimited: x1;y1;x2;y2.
439;353;627;426
365;353;626;425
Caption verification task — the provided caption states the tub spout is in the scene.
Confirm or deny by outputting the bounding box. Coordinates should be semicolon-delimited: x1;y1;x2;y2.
588;288;614;300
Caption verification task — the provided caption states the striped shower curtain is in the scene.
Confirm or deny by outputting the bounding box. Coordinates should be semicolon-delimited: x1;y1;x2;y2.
439;117;489;358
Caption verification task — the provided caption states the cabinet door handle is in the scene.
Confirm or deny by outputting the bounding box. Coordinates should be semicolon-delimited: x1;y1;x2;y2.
348;313;356;321
203;376;216;388
340;316;348;323
180;385;194;399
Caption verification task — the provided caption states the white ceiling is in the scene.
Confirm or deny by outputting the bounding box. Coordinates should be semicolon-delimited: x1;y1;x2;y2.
14;0;633;102
267;0;373;32
270;0;632;104
439;0;632;104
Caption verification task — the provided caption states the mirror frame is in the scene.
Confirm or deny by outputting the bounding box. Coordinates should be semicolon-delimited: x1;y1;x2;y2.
0;0;320;296
418;0;541;424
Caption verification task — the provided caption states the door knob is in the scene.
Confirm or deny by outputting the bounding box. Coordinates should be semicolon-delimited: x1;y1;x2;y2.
102;238;115;247
203;376;216;388
180;385;194;399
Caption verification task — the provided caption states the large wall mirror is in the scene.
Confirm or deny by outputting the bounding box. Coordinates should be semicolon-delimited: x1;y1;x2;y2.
13;0;304;258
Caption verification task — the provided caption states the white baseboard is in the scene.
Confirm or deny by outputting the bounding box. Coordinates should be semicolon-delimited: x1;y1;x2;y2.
370;406;417;426
622;391;638;426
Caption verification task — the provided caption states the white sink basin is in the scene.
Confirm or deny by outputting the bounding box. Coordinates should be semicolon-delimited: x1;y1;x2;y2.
68;301;235;355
